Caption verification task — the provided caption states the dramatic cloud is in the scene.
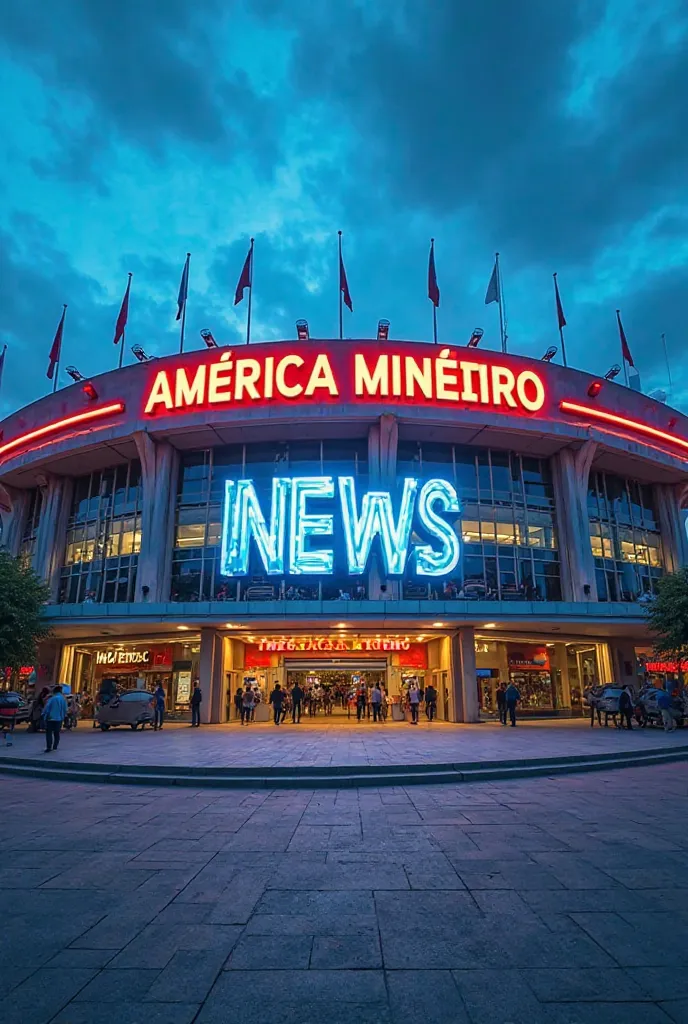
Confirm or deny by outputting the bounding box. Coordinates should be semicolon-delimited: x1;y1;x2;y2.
0;0;687;415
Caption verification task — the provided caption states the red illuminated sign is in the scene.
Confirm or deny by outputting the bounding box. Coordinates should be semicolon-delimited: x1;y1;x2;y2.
142;342;547;418
561;400;688;459
0;402;126;462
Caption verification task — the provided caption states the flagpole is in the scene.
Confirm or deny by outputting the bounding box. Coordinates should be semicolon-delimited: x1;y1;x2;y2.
553;274;567;367
246;238;254;345
53;304;67;393
496;252;506;353
662;332;673;403
616;309;629;386
179;253;190;355
338;231;343;340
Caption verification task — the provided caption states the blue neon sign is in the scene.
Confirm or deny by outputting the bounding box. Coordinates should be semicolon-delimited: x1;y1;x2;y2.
220;475;461;578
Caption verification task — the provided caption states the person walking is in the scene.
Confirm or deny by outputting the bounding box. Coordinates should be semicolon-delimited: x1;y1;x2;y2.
43;685;68;752
153;683;166;731
586;688;602;727
241;686;254;725
618;685;634;731
424;682;438;722
408;684;421;725
190;681;202;727
657;688;676;732
356;685;367;722
291;682;304;723
371;682;383;722
504;681;521;727
234;687;244;722
496;682;507;726
269;682;285;726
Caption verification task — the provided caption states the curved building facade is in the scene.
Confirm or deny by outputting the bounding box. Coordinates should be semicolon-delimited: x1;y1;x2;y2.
1;338;687;722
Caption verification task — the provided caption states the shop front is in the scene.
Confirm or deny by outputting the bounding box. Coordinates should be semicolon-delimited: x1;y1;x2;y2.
59;637;201;720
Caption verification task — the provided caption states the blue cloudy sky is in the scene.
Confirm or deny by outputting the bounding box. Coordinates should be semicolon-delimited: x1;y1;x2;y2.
1;0;687;416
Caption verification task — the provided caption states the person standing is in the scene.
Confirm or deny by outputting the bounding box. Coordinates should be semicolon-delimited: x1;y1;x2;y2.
291;682;304;723
190;681;202;727
241;686;254;725
504;681;521;727
586;688;602;727
618;686;634;731
269;682;284;726
424;682;438;722
153;683;166;731
657;688;676;732
43;685;68;752
496;682;507;726
234;687;244;722
356;685;367;722
371;682;383;722
408;684;421;725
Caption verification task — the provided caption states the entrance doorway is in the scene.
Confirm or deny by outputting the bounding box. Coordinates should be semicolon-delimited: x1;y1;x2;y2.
285;666;387;717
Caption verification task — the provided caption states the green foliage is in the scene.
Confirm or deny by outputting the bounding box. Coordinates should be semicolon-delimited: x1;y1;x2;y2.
646;567;688;662
0;551;51;673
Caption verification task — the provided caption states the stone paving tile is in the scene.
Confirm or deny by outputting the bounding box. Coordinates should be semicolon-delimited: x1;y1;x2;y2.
226;934;313;969
660;1000;688;1022
74;968;160;1002
524;967;652;1003
52;1004;201;1023
145;949;229;1002
2;968;97;1024
386;970;471;1023
310;934;382;969
452;968;559;1023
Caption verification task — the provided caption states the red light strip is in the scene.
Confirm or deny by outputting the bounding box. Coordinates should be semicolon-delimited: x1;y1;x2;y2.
560;400;688;455
0;402;126;460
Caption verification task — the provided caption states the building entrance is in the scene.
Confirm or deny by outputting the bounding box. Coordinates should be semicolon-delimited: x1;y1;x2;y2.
285;666;387;717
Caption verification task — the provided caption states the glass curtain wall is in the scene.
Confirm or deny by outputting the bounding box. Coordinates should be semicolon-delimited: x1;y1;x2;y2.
172;440;369;602
58;462;142;604
588;471;663;602
397;442;561;601
20;488;43;561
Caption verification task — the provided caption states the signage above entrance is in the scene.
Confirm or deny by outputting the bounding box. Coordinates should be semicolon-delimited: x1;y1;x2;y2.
220;475;461;578
142;341;547;417
96;649;150;666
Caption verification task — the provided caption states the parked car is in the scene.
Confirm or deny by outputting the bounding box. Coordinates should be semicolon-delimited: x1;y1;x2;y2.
0;691;32;726
96;690;155;730
636;685;687;729
595;686;625;716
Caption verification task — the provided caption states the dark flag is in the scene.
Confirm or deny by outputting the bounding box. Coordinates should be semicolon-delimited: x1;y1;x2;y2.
428;238;440;307
616;309;635;368
0;344;6;395
114;274;132;345
339;246;353;312
47;305;67;380
554;273;566;329
485;260;500;305
176;253;190;320
234;244;253;305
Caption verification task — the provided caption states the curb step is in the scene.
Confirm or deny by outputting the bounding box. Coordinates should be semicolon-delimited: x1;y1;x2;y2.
0;746;686;789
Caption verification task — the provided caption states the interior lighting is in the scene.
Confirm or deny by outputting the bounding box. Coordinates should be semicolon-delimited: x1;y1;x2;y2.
225;623;238;629
377;319;390;342
177;625;190;631
296;319;309;341
335;622;347;628
432;621;445;628
482;622;497;628
416;635;425;641
560;400;688;456
0;402;126;461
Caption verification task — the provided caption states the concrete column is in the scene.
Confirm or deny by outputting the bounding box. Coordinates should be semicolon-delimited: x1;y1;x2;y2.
0;484;30;557
33;475;71;591
611;640;638;688
656;483;688;572
199;628;225;724
551;441;597;602
367;414;399;600
134;432;179;602
550;642;571;709
450;627;479;723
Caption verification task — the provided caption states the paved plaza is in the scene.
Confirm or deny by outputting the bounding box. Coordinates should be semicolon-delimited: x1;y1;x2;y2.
2;717;688;770
2;762;688;1023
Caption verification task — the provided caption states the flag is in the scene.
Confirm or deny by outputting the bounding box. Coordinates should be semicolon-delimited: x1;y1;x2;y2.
485;260;500;305
339;247;353;312
114;274;132;345
176;253;190;321
47;306;66;380
554;273;566;329
234;243;253;305
616;309;635;368
0;344;6;394
428;239;440;307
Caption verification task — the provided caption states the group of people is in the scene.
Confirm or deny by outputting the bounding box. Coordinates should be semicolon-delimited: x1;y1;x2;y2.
587;684;678;732
495;682;522;726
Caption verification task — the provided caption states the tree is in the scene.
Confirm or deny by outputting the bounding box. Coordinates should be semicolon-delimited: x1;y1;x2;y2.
0;551;51;679
646;567;688;678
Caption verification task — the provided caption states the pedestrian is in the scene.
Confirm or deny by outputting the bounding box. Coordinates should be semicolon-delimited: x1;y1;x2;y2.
424;681;438;722
43;685;68;753
241;686;254;725
408;684;420;724
281;686;291;724
371;682;383;722
190;680;202;727
504;681;521;727
356;685;367;722
618;685;634;731
234;687;244;722
30;686;51;733
291;681;304;723
586;688;602;727
657;688;676;732
496;682;507;726
269;682;285;726
153;682;166;730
